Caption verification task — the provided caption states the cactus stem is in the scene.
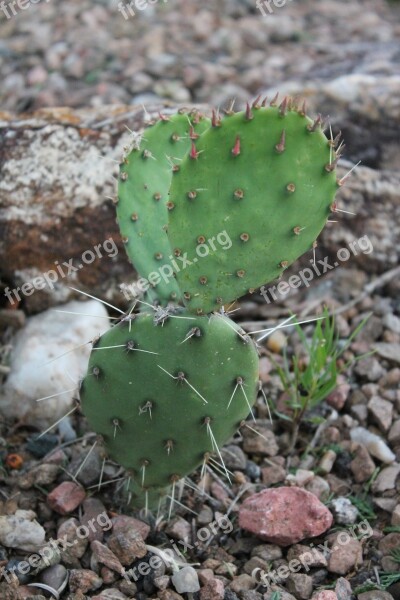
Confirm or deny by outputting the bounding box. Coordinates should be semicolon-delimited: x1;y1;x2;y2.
270;92;279;107
275;129;286;153
231;135;241;156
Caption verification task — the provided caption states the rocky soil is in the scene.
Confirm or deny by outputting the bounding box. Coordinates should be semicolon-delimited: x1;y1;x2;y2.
0;0;400;599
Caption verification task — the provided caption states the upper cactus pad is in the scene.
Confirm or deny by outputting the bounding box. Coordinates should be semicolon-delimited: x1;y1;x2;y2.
166;99;339;313
118;110;210;304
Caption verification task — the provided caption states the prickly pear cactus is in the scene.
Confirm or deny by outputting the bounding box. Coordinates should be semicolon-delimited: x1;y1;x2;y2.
117;110;210;305
166;98;340;313
80;307;259;508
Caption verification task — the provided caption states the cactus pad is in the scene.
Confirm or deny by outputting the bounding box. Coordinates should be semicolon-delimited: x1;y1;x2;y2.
80;307;259;507
166;99;340;313
118;110;210;304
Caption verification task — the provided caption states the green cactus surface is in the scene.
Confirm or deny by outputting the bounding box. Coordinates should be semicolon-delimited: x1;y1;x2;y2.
117;110;210;305
166;98;340;313
80;307;259;508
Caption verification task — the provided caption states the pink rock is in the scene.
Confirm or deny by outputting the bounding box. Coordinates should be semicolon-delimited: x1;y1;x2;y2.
200;578;225;600
47;481;86;515
239;487;333;546
312;592;338;600
111;515;150;540
326;377;350;410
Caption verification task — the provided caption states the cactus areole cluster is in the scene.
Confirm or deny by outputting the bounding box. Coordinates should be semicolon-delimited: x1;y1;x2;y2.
80;96;342;509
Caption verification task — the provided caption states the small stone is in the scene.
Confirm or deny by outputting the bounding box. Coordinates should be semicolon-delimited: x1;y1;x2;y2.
197;506;214;526
69;447;103;487
312;592;338;600
287;544;327;568
372;464;400;492
391;504;400;526
18;464;60;489
350;427;395;463
228;574;255;593
327;532;363;574
350;403;368;422
0;510;45;551
358;592;395;600
171;566;200;593
242;422;278;456
286;573;313;599
350;443;376;482
108;528;147;565
57;518;88;565
383;313;400;334
368;396;393;432
80;498;110;543
330;497;359;525
40;564;68;591
47;482;86;515
221;445;247;470
239;487;333;546
318;450;337;475
335;576;352;600
286;469;314;487
251;544;283;561
166;516;191;541
305;476;331;501
69;569;103;593
266;330;287;353
92;589;128;599
264;592;296;600
261;464;286;485
157;590;185;600
379;532;400;555
91;540;125;575
388;420;400;445
355;356;385;381
326;377;350;410
375;343;400;365
111;515;150;541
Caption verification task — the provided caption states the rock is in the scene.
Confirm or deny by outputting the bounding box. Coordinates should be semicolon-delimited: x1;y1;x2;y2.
261;464;287;485
350;443;376;483
228;574;255;593
330;497;359;525
368;397;393;432
197;506;214;526
239;487;333;546
327;532;363;575
391;504;400;526
305;476;331;501
266;330;287;353
350;427;395;463
92;590;128;600
69;447;103;487
312;592;338;600
287;544;327;568
0;510;45;551
388;420;400;445
107;525;147;565
47;481;86;515
111;515;150;541
221;445;247;470
287;573;313;599
200;577;225;600
80;498;109;543
40;564;68;591
318;450;337;475
69;569;103;593
372;464;400;493
286;469;314;487
326;377;350;410
0;300;108;428
383;314;400;334
165;517;191;541
264;591;296;600
375;343;400;365
171;566;200;594
355;357;385;381
57;518;88;565
91;540;125;575
379;532;400;555
241;421;278;456
17;463;60;489
335;577;352;600
358;593;395;600
251;544;283;561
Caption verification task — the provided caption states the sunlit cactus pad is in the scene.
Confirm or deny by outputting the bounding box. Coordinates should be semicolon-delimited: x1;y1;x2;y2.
166;98;340;313
80;307;259;507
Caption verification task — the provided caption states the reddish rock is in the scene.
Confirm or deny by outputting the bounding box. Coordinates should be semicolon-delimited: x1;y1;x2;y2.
69;569;103;593
111;515;150;541
312;592;338;600
326;377;350;410
200;578;225;600
239;487;333;546
91;540;125;575
47;481;86;515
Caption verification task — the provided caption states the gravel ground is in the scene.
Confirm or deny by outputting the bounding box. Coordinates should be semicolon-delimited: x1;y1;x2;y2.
0;0;400;599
